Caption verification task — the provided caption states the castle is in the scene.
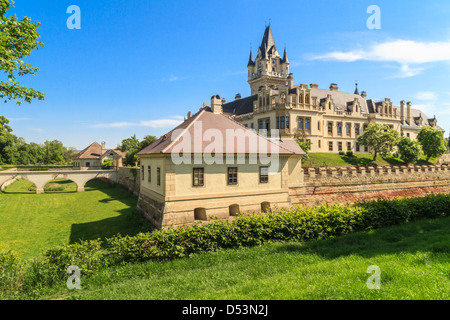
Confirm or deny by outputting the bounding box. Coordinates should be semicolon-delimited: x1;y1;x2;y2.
134;26;449;228
217;25;443;153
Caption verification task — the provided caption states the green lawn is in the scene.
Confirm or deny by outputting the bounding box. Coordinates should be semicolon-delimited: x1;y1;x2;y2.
0;179;151;259
45;216;449;300
303;152;436;168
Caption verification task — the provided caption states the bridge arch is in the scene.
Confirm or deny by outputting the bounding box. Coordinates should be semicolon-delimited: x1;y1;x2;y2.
0;170;117;194
42;178;79;193
79;176;116;192
1;176;39;194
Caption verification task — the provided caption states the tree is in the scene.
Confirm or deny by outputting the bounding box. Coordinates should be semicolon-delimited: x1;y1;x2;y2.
118;134;141;153
397;137;422;164
0;0;45;105
446;130;450;150
357;123;400;161
43;140;66;164
0;115;18;163
140;135;157;150
417;126;448;162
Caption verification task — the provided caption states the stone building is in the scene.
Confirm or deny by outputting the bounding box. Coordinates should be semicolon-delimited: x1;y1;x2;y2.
73;142;125;170
220;26;444;153
136;106;305;228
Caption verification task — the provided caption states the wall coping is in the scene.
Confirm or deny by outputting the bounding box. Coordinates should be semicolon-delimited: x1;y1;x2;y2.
303;164;449;175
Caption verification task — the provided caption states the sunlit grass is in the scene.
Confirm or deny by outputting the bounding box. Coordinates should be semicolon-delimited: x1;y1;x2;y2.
45;216;450;300
0;179;150;259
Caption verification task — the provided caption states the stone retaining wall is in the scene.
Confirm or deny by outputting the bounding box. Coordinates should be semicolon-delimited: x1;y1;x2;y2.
292;164;450;205
116;167;140;195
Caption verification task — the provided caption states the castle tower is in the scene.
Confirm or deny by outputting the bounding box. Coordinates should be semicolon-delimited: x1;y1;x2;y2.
247;26;291;95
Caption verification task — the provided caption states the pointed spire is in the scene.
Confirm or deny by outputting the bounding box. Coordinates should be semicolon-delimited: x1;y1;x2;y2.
261;42;268;60
247;49;254;67
354;81;360;95
258;25;276;60
281;46;289;64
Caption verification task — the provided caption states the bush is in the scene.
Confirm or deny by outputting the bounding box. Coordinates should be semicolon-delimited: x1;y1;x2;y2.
0;251;24;298
339;151;345;156
346;151;354;157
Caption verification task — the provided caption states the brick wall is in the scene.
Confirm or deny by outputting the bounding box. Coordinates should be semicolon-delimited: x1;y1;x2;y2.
291;164;450;205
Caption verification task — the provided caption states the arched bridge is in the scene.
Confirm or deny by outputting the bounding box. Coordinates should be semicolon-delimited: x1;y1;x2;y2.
0;169;117;194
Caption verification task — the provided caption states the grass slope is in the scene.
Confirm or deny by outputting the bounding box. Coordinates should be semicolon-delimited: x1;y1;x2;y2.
0;179;150;259
46;216;449;300
303;153;436;168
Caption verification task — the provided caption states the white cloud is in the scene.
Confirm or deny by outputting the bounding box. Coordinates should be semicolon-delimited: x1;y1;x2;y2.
415;91;438;101
91;116;184;129
412;104;435;113
162;74;187;82
311;39;450;78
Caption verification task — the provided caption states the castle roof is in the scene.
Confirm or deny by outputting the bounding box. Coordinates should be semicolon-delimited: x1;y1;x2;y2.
137;107;305;156
258;26;279;60
222;95;258;116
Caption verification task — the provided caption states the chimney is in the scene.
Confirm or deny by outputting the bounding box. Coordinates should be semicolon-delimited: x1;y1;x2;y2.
235;93;241;100
406;101;412;125
101;141;106;154
211;95;222;114
361;91;367;99
330;83;339;91
400;100;406;123
310;84;319;89
187;111;192;119
222;98;226;105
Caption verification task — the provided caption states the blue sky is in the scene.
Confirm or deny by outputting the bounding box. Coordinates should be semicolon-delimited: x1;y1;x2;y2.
3;0;450;150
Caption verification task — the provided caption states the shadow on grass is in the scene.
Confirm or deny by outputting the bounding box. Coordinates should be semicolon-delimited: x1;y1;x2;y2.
69;179;153;245
270;216;450;264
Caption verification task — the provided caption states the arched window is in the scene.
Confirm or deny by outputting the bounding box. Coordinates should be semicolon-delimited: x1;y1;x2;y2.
229;204;240;217
305;95;310;104
261;202;271;213
194;208;207;221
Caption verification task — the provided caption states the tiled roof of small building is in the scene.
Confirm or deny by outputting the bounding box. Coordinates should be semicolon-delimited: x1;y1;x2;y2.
137;107;305;156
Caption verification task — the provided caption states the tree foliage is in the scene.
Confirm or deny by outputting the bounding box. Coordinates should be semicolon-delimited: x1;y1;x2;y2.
0;0;45;105
118;134;158;166
417;126;448;162
0;116;75;165
397;137;422;164
357;123;400;161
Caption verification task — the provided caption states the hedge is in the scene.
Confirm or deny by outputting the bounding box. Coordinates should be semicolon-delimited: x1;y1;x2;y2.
1;193;450;298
